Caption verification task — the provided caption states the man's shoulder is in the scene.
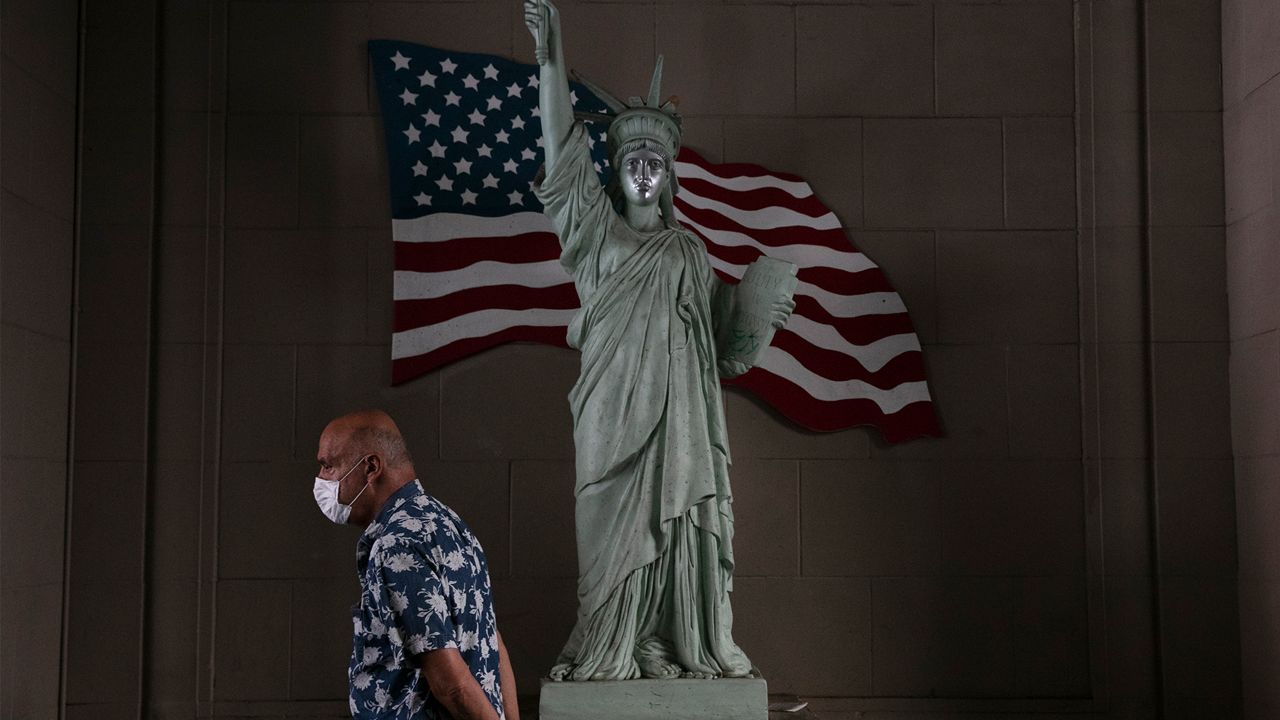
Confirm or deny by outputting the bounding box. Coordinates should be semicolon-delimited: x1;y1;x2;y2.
378;492;477;547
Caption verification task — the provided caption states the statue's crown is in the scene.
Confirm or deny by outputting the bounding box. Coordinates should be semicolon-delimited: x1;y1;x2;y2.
573;55;682;161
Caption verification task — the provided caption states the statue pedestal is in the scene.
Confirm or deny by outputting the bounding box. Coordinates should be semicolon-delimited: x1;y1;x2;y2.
538;677;768;720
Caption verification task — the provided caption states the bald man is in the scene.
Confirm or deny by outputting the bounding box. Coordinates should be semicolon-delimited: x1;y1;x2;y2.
313;410;518;720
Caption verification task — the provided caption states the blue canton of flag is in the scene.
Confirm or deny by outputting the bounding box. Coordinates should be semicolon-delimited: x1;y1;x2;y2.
371;40;612;220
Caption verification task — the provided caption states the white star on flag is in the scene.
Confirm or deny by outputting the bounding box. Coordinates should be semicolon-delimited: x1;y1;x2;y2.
413;192;430;206
477;144;493;158
412;161;428;176
463;75;480;90
435;176;453;192
507;190;523;204
482;174;499;189
520;148;536;161
403;124;420;143
390;51;411;70
527;74;539;88
461;189;477;205
453;158;472;175
418;69;436;87
506;83;522;98
483;64;499;80
502;159;518;174
486;97;503;111
495;129;509;144
468;109;486;125
450;127;469;143
399;88;418;105
440;57;457;74
422;110;441;127
512;116;526;130
427;140;446;158
444;91;461;106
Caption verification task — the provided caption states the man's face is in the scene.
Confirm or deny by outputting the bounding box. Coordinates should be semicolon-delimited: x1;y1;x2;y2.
619;148;668;208
316;428;370;523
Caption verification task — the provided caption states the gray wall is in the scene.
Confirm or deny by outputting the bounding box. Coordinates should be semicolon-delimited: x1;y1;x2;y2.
1223;0;1280;717
0;0;1247;718
0;0;79;718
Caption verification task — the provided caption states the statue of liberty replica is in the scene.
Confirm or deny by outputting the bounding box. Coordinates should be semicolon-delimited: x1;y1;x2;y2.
525;0;795;713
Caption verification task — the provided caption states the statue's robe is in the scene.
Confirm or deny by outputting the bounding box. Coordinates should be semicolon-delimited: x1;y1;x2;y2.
534;123;752;680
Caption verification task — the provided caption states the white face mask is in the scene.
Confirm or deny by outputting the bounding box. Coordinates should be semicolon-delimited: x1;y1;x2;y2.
313;456;370;524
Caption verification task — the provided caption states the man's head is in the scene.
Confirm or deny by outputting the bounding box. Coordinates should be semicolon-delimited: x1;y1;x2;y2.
314;409;416;526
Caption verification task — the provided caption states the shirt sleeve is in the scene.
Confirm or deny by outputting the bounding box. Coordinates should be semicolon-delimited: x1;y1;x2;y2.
369;537;457;663
533;121;615;275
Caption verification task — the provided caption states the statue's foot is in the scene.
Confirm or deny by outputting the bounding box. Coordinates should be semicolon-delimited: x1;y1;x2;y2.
680;670;718;680
636;654;682;679
549;663;574;681
718;661;756;678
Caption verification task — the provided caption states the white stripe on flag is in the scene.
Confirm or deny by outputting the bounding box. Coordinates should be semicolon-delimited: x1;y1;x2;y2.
394;259;571;300
675;206;874;272
679;190;842;231
756;346;932;414
393;212;552;243
392;306;577;359
675;161;813;198
792;287;905;318
783;316;921;372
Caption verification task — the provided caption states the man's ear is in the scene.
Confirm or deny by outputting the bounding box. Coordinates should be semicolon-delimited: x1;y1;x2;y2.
365;454;384;482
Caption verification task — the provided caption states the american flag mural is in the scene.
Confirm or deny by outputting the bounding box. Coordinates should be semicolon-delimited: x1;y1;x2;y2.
370;40;940;443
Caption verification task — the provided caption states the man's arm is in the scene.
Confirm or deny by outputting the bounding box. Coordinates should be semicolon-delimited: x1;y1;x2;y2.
420;647;499;720
496;632;520;720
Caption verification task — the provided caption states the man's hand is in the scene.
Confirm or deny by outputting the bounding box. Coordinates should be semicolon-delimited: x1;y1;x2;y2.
420;647;500;720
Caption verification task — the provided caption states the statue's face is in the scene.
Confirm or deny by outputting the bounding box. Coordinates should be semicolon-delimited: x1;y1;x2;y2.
619;148;668;208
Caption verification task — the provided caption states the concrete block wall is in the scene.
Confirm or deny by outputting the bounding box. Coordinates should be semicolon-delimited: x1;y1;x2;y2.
0;0;79;718
1223;0;1280;717
36;0;1238;718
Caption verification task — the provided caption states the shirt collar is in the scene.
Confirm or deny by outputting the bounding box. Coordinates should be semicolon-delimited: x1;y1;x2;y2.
377;478;422;522
357;479;424;546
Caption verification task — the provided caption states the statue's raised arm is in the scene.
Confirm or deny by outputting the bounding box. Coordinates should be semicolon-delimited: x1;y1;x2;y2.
523;0;573;171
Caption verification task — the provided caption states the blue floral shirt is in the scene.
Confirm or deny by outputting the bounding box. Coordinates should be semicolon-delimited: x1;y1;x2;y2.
349;480;504;719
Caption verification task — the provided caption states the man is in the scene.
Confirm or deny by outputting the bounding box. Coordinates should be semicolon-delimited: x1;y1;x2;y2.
313;410;518;720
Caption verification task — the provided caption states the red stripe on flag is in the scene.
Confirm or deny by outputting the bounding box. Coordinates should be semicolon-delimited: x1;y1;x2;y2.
727;368;941;441
678;148;805;184
392;326;571;385
393;283;579;332
677;177;834;218
795;266;896;296
395;232;561;273
677;201;854;254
